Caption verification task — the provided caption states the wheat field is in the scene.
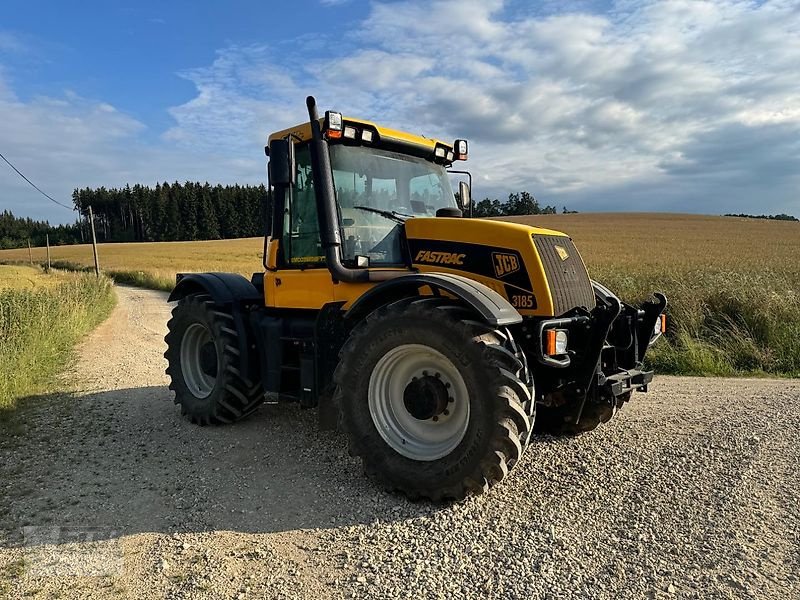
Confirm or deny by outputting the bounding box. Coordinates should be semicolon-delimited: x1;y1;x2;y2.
1;213;798;376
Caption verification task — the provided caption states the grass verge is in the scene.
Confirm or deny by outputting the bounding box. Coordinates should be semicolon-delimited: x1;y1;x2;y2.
43;260;175;292
0;267;116;414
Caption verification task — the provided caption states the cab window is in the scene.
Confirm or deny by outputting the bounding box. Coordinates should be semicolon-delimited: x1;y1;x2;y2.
283;145;324;266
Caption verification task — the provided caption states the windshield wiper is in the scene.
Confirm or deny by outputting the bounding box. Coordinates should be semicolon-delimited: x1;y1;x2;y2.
352;205;412;223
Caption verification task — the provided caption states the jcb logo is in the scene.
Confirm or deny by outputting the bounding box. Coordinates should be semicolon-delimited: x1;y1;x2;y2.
415;250;466;266
492;252;520;278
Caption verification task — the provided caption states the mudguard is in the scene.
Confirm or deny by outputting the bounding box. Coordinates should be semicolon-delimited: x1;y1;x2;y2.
168;272;263;304
168;272;263;381
345;272;522;327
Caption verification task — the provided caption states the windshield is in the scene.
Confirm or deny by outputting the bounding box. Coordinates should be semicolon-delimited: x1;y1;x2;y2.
330;144;457;265
330;145;456;217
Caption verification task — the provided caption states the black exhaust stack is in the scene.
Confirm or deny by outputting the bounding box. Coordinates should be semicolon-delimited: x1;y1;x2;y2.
306;95;402;283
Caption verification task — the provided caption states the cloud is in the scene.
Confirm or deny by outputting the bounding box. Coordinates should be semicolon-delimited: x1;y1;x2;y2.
3;0;800;223
161;0;800;214
0;70;261;222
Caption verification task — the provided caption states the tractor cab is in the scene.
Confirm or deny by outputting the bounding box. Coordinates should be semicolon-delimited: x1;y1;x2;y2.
264;111;470;274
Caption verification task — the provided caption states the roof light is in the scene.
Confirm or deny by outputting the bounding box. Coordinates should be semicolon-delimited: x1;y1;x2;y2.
325;111;343;139
434;146;446;159
454;139;468;160
326;111;343;131
446;150;454;162
343;126;358;140
361;129;374;143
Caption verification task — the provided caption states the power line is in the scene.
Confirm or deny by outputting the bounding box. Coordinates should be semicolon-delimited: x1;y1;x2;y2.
0;151;74;211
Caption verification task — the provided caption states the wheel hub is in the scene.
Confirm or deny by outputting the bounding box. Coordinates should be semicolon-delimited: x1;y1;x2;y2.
403;374;451;421
368;344;470;461
199;341;218;377
180;322;217;399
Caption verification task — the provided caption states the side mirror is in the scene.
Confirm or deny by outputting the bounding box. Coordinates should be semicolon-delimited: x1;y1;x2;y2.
458;181;471;212
268;139;295;186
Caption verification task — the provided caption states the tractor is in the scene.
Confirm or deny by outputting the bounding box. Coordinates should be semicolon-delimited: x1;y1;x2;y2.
164;96;667;501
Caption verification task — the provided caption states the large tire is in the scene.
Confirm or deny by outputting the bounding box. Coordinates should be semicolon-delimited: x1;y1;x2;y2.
165;293;263;425
334;297;533;501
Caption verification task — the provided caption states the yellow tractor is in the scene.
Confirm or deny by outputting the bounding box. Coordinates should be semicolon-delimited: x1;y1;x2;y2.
165;96;666;501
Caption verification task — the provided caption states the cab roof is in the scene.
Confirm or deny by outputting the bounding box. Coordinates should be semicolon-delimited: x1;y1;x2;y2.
267;116;453;152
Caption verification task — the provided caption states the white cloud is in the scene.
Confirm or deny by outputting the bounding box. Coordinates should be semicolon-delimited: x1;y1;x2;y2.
0;70;262;222
3;0;800;223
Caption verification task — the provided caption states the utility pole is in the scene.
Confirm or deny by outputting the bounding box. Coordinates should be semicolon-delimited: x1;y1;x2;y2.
46;234;51;272
27;239;33;266
88;205;100;277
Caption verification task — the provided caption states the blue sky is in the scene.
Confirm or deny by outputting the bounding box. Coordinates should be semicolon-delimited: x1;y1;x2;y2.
1;0;799;224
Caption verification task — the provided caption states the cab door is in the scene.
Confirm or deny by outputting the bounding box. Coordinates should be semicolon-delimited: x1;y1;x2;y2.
264;143;336;310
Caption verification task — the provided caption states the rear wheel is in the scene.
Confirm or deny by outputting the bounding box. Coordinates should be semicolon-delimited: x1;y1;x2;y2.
335;297;533;501
165;293;263;425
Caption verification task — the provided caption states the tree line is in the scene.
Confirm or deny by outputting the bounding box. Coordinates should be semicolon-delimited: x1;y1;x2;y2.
0;211;82;249
724;213;798;222
71;182;267;243
472;191;562;217
2;184;568;249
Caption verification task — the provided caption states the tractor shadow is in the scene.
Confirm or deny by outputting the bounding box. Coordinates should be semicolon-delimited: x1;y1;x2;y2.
0;385;450;546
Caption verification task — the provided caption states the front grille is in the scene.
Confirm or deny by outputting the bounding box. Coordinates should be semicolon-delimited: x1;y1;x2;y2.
533;235;595;315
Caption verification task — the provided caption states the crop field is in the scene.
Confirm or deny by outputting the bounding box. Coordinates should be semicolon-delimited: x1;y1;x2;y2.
0;213;797;376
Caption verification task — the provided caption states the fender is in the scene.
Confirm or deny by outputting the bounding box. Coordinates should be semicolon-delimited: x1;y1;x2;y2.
168;272;263;304
168;272;263;381
346;272;522;327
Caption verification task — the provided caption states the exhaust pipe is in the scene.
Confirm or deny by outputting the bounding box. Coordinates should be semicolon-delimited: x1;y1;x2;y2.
306;95;404;283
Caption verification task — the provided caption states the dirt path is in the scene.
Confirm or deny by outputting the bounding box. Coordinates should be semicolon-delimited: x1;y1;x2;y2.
1;285;798;599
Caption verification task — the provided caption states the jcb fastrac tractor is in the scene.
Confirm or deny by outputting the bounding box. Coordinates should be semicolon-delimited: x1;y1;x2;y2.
165;96;667;501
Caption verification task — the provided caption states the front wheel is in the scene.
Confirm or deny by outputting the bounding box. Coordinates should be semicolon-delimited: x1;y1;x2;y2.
335;297;533;501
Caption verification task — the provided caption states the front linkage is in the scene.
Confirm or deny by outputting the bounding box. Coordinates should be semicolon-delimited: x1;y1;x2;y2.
517;283;667;435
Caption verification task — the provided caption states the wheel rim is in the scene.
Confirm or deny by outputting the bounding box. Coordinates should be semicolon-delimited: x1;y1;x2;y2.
368;344;470;461
180;323;217;399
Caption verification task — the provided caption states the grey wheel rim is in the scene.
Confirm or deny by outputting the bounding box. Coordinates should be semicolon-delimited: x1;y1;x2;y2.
180;322;217;399
368;344;470;461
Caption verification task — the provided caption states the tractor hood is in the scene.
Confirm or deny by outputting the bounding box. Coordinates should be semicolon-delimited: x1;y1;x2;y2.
404;217;595;317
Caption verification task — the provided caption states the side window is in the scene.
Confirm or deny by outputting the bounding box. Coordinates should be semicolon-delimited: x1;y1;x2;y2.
283;145;323;265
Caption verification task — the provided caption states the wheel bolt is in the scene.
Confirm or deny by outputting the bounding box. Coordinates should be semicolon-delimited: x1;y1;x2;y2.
443;409;449;416
445;383;451;389
432;416;439;422
448;397;454;403
434;372;441;378
423;370;429;376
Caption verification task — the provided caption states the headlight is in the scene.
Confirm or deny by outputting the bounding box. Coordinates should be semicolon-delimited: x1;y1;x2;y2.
545;329;568;356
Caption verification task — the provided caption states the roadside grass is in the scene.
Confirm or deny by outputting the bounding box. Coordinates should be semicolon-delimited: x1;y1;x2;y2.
0;266;116;415
1;213;797;377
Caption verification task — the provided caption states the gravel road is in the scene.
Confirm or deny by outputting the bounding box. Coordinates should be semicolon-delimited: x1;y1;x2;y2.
1;285;798;599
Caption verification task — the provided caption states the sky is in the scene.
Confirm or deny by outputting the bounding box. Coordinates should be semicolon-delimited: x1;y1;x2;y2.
1;0;799;224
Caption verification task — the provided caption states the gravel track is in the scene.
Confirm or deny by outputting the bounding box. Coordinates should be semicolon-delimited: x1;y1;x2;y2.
1;285;798;599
